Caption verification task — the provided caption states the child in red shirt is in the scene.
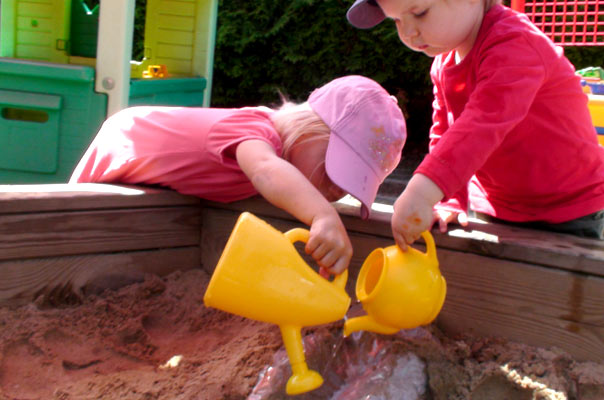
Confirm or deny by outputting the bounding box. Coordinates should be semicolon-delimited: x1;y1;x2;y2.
71;75;407;272
347;0;604;247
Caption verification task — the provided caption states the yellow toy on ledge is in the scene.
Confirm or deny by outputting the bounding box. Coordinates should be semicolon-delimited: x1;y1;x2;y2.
587;94;604;146
142;64;168;78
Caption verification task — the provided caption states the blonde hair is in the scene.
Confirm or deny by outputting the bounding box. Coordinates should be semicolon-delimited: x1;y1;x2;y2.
270;101;330;161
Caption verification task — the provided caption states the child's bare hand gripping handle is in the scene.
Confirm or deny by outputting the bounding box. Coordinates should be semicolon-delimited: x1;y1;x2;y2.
305;209;352;274
392;174;444;250
237;139;353;274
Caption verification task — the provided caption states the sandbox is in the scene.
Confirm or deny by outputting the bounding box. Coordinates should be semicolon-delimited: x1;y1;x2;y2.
1;184;603;399
0;269;603;399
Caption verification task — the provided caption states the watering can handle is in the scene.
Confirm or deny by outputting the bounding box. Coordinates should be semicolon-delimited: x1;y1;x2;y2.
420;231;436;261
283;228;348;290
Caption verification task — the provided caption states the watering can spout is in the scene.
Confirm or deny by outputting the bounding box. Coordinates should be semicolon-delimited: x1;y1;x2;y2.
343;315;399;337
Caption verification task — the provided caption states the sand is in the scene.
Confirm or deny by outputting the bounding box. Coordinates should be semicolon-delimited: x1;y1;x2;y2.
0;268;602;400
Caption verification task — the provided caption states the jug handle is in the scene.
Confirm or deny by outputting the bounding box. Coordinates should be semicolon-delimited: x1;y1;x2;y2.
420;231;436;261
284;228;348;290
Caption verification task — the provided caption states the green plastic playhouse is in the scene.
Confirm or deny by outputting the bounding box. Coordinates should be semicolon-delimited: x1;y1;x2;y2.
0;0;218;183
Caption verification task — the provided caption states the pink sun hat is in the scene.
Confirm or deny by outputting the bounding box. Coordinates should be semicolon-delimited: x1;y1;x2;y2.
308;75;406;219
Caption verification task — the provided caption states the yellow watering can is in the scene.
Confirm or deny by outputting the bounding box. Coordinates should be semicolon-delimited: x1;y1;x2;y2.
203;212;350;395
343;231;447;337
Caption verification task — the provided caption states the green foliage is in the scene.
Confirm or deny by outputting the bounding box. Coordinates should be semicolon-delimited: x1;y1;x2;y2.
81;0;100;8
564;47;604;71
211;0;434;141
131;0;604;141
133;0;147;61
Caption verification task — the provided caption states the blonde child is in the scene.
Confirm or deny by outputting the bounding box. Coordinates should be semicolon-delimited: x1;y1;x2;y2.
70;75;407;272
347;0;604;249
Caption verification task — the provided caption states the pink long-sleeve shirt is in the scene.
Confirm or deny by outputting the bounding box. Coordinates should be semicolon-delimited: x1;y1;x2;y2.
415;4;604;223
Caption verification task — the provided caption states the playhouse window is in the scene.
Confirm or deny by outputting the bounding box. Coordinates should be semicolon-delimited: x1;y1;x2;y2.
1;108;49;123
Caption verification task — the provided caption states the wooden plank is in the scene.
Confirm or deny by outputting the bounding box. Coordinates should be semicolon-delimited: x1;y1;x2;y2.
436;249;604;362
336;202;604;278
0;206;201;261
202;197;604;277
200;205;604;362
0;247;201;306
339;227;604;363
0;183;200;214
1;184;600;361
344;229;604;362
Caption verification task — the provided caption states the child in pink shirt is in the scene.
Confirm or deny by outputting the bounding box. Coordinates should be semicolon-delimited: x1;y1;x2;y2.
347;0;604;247
71;75;407;273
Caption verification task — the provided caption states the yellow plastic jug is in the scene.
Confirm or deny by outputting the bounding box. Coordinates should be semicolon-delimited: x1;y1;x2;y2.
343;231;446;337
203;212;350;395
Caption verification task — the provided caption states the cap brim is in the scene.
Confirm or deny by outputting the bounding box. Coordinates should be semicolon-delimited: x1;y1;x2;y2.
325;133;380;220
347;0;386;29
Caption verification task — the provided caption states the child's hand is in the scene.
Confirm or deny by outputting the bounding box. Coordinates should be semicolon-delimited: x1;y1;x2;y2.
434;209;469;233
392;191;435;251
305;210;352;275
391;174;444;251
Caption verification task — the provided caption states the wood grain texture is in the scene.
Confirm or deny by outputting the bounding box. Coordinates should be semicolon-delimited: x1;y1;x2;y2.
0;183;200;214
0;206;201;261
1;184;602;361
0;247;201;306
203;197;604;277
0;184;203;305
436;249;604;361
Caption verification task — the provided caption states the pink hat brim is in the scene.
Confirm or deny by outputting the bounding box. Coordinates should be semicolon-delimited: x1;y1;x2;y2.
325;133;380;220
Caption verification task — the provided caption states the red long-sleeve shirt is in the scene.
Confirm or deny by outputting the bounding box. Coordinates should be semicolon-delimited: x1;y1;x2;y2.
415;5;604;223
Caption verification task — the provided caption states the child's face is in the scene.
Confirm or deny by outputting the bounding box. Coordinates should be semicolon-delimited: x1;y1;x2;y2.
289;138;346;202
377;0;484;58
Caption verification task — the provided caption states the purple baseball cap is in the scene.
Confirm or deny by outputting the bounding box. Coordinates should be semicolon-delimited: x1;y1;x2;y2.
347;0;387;29
308;75;406;219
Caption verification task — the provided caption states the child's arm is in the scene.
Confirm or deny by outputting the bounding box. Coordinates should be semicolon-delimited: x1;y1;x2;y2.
236;139;352;274
392;173;445;250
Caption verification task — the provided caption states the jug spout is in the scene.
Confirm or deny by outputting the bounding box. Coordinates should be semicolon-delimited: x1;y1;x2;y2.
343;315;399;337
